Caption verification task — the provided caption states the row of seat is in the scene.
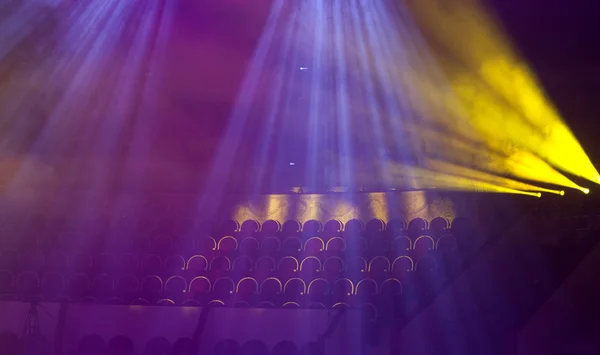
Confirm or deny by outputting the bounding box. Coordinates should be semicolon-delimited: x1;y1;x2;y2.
0;270;432;314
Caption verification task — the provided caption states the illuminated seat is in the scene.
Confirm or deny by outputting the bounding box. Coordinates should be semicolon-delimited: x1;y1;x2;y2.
141;254;163;276
254;256;276;281
303;219;322;237
407;218;427;239
67;273;91;301
391;256;414;281
299;256;322;281
164;276;187;304
185;255;209;279
232;256;254;277
307;278;330;305
325;237;346;258
115;275;139;302
15;271;39;299
239;237;260;259
91;274;114;301
213;277;235;301
188;276;211;303
332;278;354;303
163;255;186;277
323;220;342;237
236;277;259;304
41;272;65;301
282;237;302;258
260;237;281;256
322;257;345;281
283;278;306;304
391;237;412;257
117;254;139;276
260;277;282;305
302;237;324;258
413;235;435;259
355;278;378;303
216;236;239;257
0;270;14;295
430;217;449;237
277;256;299;282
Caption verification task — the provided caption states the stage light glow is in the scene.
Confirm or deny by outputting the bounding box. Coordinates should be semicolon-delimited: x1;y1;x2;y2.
582;188;590;195
560;191;565;196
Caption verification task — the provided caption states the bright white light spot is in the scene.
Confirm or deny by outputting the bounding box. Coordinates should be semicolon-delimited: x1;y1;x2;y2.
299;66;308;71
289;162;295;166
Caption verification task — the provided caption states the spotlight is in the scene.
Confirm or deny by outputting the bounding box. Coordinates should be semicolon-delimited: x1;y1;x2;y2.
536;193;542;198
582;188;590;195
559;190;565;196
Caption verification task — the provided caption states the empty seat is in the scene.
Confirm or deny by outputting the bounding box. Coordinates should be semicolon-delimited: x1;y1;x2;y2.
322;257;345;281
368;256;390;280
325;237;346;257
186;255;209;278
277;256;299;282
345;219;364;236
260;277;282;305
115;275;139;302
332;278;354;303
282;220;301;237
232;256;254;276
303;237;324;258
283;278;306;304
380;278;403;298
220;220;240;237
365;219;385;236
217;236;238;257
369;237;391;256
91;274;114;301
407;218;428;238
236;277;259;304
303;220;322;236
41;272;65;300
413;235;435;258
140;275;163;302
240;220;260;237
209;256;231;280
359;303;378;321
213;277;235;301
254;257;276;281
260;237;281;256
15;271;39;299
188;276;211;303
391;256;414;281
239;237;260;258
346;257;367;280
307;278;330;305
387;219;407;236
141;254;163;276
0;270;14;295
299;257;321;280
117;254;140;276
430;217;449;236
282;237;302;257
197;237;217;258
323;220;342;237
164;276;187;304
391;237;412;257
355;278;378;303
164;255;186;277
67;273;91;301
261;220;280;236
